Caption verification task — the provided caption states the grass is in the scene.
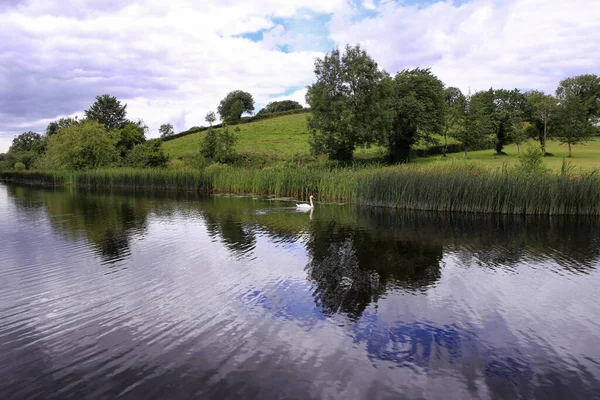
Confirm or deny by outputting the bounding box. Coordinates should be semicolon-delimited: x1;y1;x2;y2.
162;113;457;161
416;139;600;171
4;161;600;215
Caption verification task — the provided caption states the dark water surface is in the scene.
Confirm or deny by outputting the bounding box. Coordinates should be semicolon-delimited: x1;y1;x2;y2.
1;183;600;400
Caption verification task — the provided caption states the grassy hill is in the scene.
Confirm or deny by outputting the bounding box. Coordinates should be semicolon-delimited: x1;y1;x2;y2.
163;112;600;171
162;113;460;161
163;113;387;160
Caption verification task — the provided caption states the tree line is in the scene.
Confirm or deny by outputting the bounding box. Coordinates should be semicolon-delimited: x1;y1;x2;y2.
1;95;168;171
306;44;600;162
2;44;598;171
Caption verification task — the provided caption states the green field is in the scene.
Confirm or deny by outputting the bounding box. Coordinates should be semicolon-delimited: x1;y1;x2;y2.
416;139;600;171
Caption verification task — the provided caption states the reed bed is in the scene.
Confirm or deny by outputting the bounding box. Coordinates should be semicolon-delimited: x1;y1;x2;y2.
2;163;600;215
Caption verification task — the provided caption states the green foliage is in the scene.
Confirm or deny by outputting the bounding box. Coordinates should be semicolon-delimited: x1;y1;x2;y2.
450;90;490;157
10;131;44;153
217;91;255;124
84;94;128;130
45;120;118;170
556;74;600;122
115;123;146;159
159;123;174;138
517;146;547;173
387;68;445;162
46;117;82;136
257;100;303;115
200;125;238;163
14;162;26;171
490;88;526;153
6;131;47;169
306;44;392;161
524;90;556;153
126;139;169;168
553;94;595;157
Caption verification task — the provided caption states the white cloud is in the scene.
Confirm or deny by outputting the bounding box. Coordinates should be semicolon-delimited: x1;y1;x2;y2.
329;0;600;93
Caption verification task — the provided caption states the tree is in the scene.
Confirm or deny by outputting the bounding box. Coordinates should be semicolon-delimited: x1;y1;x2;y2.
159;123;174;138
490;89;526;154
556;74;600;123
306;44;393;162
510;122;528;155
126;139;169;168
7;131;46;169
84;94;128;130
257;100;303;115
205;111;216;126
525;90;556;154
217;91;254;124
386;68;445;162
46;116;82;136
553;95;595;157
443;87;465;154
115;123;146;159
9;131;44;153
44;120;118;170
450;90;489;157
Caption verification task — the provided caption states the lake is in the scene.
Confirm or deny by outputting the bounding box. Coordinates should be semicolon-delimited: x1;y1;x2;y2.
1;183;600;399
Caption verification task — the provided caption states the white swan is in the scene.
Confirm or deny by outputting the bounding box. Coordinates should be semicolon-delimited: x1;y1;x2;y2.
296;195;315;209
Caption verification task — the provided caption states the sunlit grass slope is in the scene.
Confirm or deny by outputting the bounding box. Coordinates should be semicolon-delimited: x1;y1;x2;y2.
162;113;457;161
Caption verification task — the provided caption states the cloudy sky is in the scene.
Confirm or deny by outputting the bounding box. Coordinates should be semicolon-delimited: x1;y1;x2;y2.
1;0;598;152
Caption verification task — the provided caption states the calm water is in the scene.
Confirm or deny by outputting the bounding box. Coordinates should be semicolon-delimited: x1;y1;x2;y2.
1;183;600;400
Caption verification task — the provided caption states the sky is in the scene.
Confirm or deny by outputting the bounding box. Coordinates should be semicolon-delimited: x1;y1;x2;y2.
0;0;598;153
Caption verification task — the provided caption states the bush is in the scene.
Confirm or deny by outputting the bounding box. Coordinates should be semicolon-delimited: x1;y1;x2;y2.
200;126;237;163
518;146;547;173
45;120;118;170
14;162;26;171
126;139;169;168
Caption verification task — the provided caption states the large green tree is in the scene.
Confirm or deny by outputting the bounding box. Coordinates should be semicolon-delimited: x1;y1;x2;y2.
556;74;600;123
489;88;526;154
524;90;556;154
450;90;489;157
84;94;128;130
6;131;47;169
217;90;254;124
553;94;595;157
306;44;393;162
386;68;445;162
45;120;118;170
9;131;44;153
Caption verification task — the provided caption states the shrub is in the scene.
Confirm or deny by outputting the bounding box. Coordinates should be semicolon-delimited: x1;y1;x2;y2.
200;125;237;163
518;146;547;173
14;162;26;171
126;139;169;168
45;120;118;170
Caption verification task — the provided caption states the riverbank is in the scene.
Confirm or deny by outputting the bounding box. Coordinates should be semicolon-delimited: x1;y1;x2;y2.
3;162;600;215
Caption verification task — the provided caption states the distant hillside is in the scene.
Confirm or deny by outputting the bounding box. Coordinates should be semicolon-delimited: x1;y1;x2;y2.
162;112;462;161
